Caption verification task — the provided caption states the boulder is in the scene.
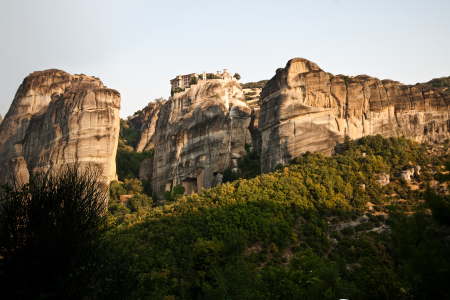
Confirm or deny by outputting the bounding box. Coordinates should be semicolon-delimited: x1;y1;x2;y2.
376;173;390;187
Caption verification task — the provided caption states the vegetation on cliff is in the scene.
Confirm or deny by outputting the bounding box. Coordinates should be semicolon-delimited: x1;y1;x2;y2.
240;79;269;89
116;118;154;180
421;75;450;95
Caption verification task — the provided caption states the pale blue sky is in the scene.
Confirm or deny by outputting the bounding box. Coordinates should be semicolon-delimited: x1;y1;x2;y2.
1;0;449;118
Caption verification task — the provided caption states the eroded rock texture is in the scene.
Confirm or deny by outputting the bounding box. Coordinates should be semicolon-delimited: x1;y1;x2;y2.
0;69;121;185
152;78;251;200
259;58;450;173
134;102;160;152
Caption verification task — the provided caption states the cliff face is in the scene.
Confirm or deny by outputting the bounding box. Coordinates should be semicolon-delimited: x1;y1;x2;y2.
152;78;251;200
259;58;450;173
0;69;121;185
134;102;160;152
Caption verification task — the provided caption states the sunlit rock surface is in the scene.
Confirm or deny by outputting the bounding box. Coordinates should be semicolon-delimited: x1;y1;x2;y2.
259;58;450;173
151;78;252;200
0;69;121;185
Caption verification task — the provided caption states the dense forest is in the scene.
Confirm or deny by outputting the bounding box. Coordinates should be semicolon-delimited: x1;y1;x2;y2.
2;120;450;298
104;135;450;299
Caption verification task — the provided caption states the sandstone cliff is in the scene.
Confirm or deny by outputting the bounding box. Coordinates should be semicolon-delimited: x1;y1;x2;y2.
151;78;252;200
134;102;160;152
0;69;121;185
259;58;450;173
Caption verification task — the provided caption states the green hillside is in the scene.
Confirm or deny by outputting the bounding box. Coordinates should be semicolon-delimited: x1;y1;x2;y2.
103;135;450;299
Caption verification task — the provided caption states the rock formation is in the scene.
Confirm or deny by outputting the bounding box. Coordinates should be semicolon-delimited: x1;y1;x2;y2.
0;69;121;185
400;166;421;181
139;157;153;180
0;114;2;125
151;78;251;200
134;102;160;152
259;58;450;173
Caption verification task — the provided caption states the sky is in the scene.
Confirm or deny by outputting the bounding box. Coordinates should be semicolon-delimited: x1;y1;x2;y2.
1;0;449;119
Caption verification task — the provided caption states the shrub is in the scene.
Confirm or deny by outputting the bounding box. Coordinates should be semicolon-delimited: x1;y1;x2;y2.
330;230;341;241
355;222;374;232
0;165;132;299
330;217;340;224
189;77;198;85
342;226;356;236
291;245;301;253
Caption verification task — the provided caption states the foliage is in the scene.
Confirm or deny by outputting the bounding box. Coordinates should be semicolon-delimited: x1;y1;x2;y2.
419;75;450;95
154;97;167;106
233;73;241;80
116;118;155;180
116;149;154;180
189;77;198;85
240;80;269;89
164;185;185;202
388;189;450;299
206;74;221;79
18;135;446;298
222;143;261;184
0;165;134;299
124;178;144;195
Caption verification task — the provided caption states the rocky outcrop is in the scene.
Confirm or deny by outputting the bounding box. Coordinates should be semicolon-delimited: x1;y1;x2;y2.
139;157;153;180
151;78;251;200
0;69;121;185
259;58;450;173
375;173;390;187
399;166;421;181
0;114;2;125
134;102;160;152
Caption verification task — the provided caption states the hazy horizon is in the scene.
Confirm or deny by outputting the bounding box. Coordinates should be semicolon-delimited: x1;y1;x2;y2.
1;0;449;119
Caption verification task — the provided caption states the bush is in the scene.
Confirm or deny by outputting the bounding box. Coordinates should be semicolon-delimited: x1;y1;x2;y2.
330;217;340;224
291;245;301;253
0;165;131;299
330;230;341;241
355;222;374;232
342;226;356;236
189;77;198;85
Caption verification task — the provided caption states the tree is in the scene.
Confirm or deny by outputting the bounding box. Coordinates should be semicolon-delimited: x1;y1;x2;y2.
154;97;167;106
128;194;153;213
124;178;143;195
164;185;185;201
110;180;126;201
233;73;241;80
189;76;198;85
0;165;129;299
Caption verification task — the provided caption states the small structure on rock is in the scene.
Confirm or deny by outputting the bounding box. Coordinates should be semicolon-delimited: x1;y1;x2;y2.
119;195;133;206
